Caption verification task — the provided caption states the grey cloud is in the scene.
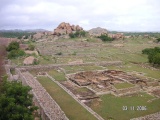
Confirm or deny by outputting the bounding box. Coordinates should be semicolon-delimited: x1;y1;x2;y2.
0;0;160;31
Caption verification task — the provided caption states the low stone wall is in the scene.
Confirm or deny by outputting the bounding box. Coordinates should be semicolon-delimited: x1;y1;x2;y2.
15;61;123;71
115;86;141;96
47;73;104;120
16;68;69;120
130;112;160;120
95;61;123;66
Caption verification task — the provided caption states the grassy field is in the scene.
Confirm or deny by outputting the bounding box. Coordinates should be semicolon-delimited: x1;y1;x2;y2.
48;70;66;81
90;93;160;120
62;65;105;74
11;37;159;65
9;35;160;119
37;76;97;120
107;63;160;79
114;82;135;89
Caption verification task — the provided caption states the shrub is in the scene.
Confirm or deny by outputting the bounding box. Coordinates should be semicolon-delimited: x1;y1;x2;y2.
56;52;62;55
6;41;19;51
72;51;77;56
157;38;160;42
142;48;154;55
8;49;25;59
69;33;76;38
33;59;39;65
0;79;38;120
152;53;160;64
24;35;28;39
69;30;86;38
142;47;160;65
28;44;35;51
98;34;113;42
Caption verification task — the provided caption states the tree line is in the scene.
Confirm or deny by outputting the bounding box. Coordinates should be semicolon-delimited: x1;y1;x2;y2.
142;47;160;65
0;31;35;38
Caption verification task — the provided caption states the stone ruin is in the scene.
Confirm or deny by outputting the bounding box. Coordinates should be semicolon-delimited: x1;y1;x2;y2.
6;64;159;120
16;68;69;120
67;70;160;96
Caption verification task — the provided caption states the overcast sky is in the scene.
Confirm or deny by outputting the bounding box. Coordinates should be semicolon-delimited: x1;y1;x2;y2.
0;0;160;31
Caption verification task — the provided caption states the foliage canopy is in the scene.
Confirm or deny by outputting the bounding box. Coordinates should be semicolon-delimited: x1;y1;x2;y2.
97;34;113;42
0;78;38;120
6;41;25;59
142;47;160;65
69;31;86;38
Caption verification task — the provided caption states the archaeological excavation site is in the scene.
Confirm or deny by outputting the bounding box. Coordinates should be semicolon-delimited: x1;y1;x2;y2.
2;22;160;120
5;60;160;120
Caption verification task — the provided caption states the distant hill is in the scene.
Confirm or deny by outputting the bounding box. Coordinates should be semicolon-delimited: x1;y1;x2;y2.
88;27;108;36
0;29;48;33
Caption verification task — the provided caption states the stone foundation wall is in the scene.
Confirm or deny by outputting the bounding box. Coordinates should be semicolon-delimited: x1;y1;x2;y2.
16;61;123;71
115;86;141;96
16;68;69;120
47;74;104;120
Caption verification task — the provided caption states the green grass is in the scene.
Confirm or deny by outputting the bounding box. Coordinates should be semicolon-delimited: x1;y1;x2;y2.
76;87;90;93
114;82;135;89
62;65;105;74
90;93;160;120
107;63;160;79
37;76;97;120
48;70;66;81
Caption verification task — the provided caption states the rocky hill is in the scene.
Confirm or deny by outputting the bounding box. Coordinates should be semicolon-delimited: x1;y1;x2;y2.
32;22;84;41
53;22;83;36
88;27;108;36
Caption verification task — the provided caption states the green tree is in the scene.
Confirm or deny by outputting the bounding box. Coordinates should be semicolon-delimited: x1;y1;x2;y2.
142;48;154;55
8;49;25;59
142;47;160;65
69;33;75;38
69;31;86;38
24;35;28;39
157;38;160;42
152;53;160;64
98;34;113;42
6;41;19;51
7;42;26;59
0;79;38;120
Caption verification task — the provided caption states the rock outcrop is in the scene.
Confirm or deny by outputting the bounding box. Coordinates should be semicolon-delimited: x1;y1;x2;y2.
88;27;108;36
88;27;125;40
32;22;83;41
53;22;83;36
108;33;124;39
23;56;37;65
33;32;44;40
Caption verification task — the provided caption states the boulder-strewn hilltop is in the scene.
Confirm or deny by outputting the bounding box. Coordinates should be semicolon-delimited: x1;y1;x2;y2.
88;27;125;39
32;22;84;41
88;27;108;36
53;22;83;36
